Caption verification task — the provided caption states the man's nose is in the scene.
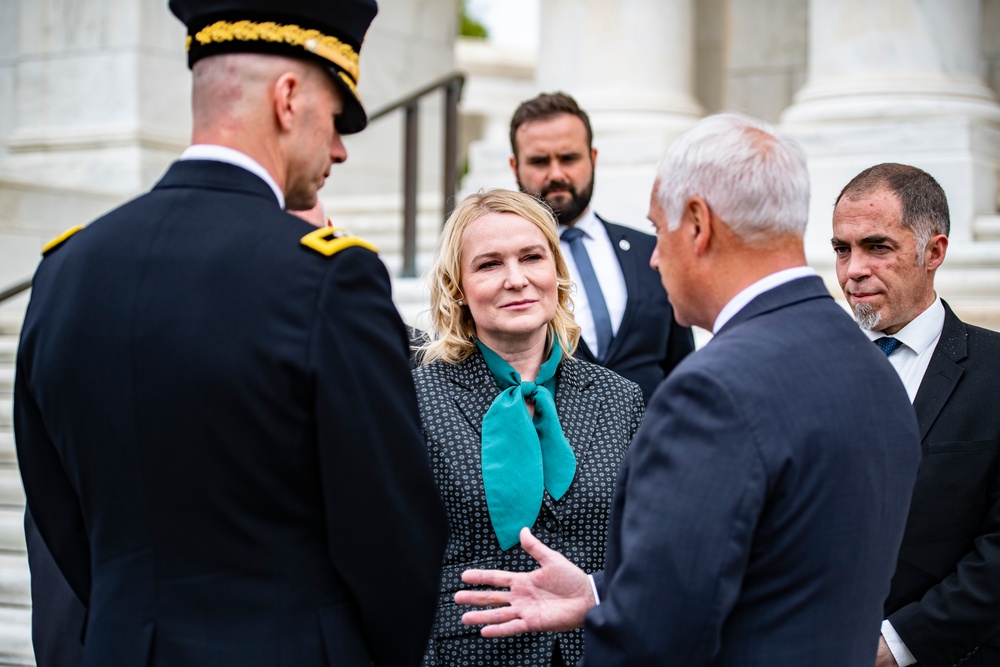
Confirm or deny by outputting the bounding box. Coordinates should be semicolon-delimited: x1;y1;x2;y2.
331;131;347;165
548;161;568;183
846;251;872;281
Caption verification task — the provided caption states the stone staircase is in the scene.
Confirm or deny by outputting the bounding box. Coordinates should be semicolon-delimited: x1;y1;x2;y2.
0;295;32;667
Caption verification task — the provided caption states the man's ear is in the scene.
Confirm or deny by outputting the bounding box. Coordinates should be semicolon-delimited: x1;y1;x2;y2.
508;155;518;179
273;71;299;132
686;197;713;256
925;233;949;271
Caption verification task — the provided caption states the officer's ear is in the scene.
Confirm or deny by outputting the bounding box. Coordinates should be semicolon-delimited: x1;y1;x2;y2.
273;71;301;132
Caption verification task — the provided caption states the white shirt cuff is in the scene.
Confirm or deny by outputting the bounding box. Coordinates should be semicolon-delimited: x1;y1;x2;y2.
881;619;917;666
589;574;600;605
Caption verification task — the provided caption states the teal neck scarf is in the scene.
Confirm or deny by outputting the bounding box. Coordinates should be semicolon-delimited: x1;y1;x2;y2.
476;338;577;550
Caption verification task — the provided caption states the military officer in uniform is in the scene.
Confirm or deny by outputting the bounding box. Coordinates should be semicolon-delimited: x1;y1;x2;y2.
14;1;448;665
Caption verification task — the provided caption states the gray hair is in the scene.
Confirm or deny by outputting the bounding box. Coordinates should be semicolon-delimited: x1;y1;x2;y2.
654;113;811;243
834;163;950;265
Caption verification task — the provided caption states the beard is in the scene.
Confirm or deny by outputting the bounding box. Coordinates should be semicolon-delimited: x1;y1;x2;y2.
851;301;882;331
518;174;595;226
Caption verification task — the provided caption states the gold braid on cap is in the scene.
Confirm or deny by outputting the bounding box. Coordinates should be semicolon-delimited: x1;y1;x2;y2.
188;20;360;86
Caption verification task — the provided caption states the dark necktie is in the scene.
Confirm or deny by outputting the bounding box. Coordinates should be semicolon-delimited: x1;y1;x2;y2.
875;336;902;357
561;227;614;361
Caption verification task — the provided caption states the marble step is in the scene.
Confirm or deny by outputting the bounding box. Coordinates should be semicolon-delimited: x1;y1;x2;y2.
391;276;432;329
0;605;33;667
0;469;23;510
0;400;10;431
0;508;26;554
0;434;13;466
0;364;12;399
0;338;15;364
0;298;27;339
0;553;29;607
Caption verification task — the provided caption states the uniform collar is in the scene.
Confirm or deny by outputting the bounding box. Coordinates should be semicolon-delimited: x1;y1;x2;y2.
181;144;285;209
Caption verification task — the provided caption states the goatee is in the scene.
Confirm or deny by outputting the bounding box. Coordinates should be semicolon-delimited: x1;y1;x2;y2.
851;301;882;331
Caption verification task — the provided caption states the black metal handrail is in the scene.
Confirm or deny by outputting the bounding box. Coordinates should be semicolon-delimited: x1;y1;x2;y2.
0;277;31;304
368;72;465;277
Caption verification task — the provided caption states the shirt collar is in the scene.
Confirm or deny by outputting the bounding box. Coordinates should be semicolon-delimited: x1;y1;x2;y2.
558;207;599;239
713;266;818;333
861;296;944;355
180;144;285;209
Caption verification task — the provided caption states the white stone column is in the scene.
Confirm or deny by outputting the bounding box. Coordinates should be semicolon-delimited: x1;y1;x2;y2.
0;0;190;288
539;0;702;227
1;0;190;199
783;0;1000;124
536;0;702;136
781;0;1000;329
462;0;702;227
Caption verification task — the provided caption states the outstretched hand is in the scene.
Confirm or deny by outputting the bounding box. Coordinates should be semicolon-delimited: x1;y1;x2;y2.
455;528;596;637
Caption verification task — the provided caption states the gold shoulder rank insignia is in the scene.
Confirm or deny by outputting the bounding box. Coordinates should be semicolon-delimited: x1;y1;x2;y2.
300;226;378;257
41;226;84;256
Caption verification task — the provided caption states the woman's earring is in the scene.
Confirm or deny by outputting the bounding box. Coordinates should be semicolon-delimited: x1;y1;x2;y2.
456;299;465;306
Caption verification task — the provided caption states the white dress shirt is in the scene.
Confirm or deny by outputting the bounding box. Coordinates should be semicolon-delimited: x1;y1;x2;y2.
864;297;945;667
558;209;628;358
862;297;944;403
712;266;818;333
180;144;285;209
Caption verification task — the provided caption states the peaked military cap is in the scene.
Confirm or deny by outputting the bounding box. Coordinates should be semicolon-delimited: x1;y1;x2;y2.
169;0;377;134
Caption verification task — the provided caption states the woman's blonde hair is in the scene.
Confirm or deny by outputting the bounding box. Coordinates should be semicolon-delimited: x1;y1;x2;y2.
420;189;581;365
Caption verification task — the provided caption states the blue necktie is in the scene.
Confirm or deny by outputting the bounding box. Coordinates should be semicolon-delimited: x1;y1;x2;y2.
561;227;614;361
875;337;902;356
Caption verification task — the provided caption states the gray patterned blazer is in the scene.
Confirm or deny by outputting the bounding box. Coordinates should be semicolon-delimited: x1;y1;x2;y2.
414;349;644;667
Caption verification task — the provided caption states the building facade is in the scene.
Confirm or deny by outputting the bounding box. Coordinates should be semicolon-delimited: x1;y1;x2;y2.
0;0;999;663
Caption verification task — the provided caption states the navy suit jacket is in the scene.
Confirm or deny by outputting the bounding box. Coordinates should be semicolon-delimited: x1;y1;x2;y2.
885;301;1000;667
582;276;922;666
572;217;694;403
15;160;448;667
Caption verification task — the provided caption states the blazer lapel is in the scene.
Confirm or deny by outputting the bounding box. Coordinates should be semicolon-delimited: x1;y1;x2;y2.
448;350;500;437
574;338;598;363
912;302;967;442
599;216;638;364
155;160;282;207
553;361;600;474
538;360;601;521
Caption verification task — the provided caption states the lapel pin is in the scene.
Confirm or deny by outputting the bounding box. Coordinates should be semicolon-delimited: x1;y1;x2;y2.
619;239;631;251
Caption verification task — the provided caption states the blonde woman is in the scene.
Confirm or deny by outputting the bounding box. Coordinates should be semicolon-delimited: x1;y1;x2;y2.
415;189;644;666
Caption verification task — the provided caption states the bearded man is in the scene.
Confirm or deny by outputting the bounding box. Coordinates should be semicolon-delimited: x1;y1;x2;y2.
508;92;694;402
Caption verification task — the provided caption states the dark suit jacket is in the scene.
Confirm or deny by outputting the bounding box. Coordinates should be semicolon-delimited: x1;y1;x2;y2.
414;351;643;667
15;160;448;667
582;276;922;666
885;301;1000;667
572;217;694;403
